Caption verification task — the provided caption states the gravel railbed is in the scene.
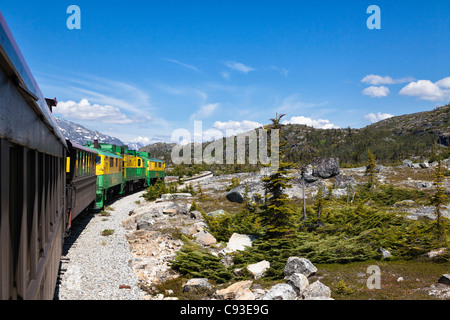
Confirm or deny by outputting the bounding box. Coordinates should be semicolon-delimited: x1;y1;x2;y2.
54;191;147;300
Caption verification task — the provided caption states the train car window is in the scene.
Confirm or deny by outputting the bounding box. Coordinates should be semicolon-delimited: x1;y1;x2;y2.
96;156;101;164
110;157;113;167
138;159;141;167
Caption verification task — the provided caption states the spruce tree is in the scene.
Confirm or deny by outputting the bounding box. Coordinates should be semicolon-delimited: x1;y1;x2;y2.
365;150;377;189
258;114;295;237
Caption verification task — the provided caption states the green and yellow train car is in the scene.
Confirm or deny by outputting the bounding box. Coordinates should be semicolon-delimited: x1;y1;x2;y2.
123;147;147;192
84;141;165;209
85;141;124;209
136;151;165;185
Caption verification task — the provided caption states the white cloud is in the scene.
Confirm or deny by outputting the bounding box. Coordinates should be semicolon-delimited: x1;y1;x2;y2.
213;119;263;135
164;58;199;72
362;85;390;98
281;116;339;129
225;61;255;73
361;74;414;85
363;112;394;123
55;99;151;124
189;103;219;121
435;77;450;89
399;78;450;101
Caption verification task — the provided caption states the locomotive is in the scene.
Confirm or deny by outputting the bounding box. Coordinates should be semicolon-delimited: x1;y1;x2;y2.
0;12;165;299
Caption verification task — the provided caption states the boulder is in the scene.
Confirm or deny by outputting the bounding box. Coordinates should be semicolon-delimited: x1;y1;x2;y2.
416;181;433;188
183;278;212;293
285;273;309;297
312;158;340;179
135;213;155;230
224;233;254;253
283;257;317;278
402;159;413;167
378;247;391;259
438;132;450;147
304;280;331;299
190;210;202;219
247;261;270;280
226;183;264;204
214;280;253;300
194;230;217;246
420;161;430;168
122;216;136;230
438;274;450;285
260;283;297;300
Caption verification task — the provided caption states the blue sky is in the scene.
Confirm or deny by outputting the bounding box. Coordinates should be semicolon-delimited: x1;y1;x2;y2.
2;0;450;145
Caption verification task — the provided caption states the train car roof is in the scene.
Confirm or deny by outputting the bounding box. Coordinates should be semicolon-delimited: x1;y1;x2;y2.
0;12;67;149
84;146;122;159
67;140;99;155
150;158;164;163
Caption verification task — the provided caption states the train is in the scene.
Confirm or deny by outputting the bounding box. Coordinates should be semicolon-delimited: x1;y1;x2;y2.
0;12;165;299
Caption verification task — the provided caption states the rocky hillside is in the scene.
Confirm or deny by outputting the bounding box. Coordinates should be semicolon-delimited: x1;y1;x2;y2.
155;104;449;167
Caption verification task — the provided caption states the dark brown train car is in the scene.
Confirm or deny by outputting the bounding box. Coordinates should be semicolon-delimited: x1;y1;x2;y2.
0;12;68;299
66;141;98;225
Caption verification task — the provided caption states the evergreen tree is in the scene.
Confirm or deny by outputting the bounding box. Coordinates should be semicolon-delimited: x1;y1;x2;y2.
314;187;325;226
365;150;377;189
432;159;448;242
258;114;295;237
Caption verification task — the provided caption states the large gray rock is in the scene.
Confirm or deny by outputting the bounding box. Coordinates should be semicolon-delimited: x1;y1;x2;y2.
312;158;340;179
403;159;413;167
226;183;264;203
285;273;309;297
304;280;331;299
260;283;297;300
283;257;317;278
438;274;450;285
135;213;155;230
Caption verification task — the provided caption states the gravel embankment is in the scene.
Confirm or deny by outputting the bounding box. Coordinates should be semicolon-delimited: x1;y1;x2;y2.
55;191;147;300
